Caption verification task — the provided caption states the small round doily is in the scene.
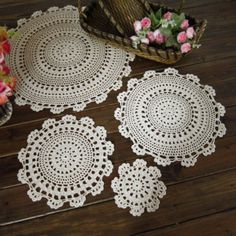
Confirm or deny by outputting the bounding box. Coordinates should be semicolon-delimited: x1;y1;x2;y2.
9;6;134;114
17;115;114;209
115;68;226;167
111;159;166;216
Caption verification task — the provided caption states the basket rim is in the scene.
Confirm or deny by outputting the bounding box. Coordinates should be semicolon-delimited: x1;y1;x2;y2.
80;1;207;58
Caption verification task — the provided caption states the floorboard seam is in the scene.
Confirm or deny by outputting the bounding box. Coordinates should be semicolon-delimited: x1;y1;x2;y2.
1;167;236;226
132;206;236;235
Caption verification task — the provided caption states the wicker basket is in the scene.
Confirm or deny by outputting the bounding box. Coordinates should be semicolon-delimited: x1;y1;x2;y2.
79;0;207;64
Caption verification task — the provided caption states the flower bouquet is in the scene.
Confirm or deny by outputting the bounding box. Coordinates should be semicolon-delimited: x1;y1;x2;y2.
0;26;16;125
79;0;207;64
131;9;201;53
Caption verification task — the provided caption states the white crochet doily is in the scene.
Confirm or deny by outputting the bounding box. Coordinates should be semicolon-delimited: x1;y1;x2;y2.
9;6;134;114
17;115;114;209
111;159;166;216
115;68;226;167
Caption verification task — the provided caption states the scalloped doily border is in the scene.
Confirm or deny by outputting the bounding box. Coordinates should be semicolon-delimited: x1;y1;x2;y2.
17;115;114;209
10;5;135;114
114;68;226;167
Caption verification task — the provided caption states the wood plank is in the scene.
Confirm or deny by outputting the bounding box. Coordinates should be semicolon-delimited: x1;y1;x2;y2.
1;56;235;152
137;209;236;236
5;55;236;127
1;5;235;128
0;93;235;159
0;1;235;235
0;0;234;26
1;55;235;225
1;132;236;190
0;1;234;129
1;169;236;235
0;133;235;224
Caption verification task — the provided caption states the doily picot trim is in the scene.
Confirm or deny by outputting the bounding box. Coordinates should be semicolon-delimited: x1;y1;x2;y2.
10;6;135;114
114;68;226;167
111;159;167;216
17;115;114;209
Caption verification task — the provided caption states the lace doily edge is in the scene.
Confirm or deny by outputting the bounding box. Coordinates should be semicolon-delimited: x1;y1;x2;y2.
14;55;134;114
111;159;167;216
114;108;226;167
128;134;226;167
18;115;115;148
8;5;78;34
124;68;223;100
17;169;109;209
18;164;113;209
115;68;227;167
17;115;114;209
12;6;135;114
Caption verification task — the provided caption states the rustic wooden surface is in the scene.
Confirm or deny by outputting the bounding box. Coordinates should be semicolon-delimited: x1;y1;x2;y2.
0;0;236;235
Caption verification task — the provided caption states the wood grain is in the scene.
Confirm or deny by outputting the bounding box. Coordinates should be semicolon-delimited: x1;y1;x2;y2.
137;209;236;236
1;169;236;235
1;133;236;225
0;0;236;235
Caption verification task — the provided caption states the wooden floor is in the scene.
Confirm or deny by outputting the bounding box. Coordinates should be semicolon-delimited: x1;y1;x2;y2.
0;0;236;235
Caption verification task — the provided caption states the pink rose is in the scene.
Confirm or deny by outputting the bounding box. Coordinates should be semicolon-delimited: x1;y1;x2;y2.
134;21;142;33
0;52;4;64
177;31;187;43
156;34;165;45
153;29;160;38
163;11;172;21
153;30;165;44
141;37;150;45
0;81;7;93
147;32;155;42
181;19;189;30
181;43;192;53
186;27;195;39
1;40;11;54
0;93;8;105
0;64;10;75
141;17;151;29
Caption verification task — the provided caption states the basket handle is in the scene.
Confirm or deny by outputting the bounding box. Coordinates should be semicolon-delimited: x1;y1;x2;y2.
78;0;81;12
195;19;207;44
78;0;85;15
78;0;88;19
178;0;185;13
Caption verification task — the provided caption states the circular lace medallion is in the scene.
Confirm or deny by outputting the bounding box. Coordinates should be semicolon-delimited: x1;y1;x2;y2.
9;6;134;114
17;115;114;209
111;159;166;216
115;68;226;167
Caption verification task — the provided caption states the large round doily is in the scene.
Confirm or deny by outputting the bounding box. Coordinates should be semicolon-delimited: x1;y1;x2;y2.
115;68;226;167
111;159;166;216
9;6;134;114
17;115;114;209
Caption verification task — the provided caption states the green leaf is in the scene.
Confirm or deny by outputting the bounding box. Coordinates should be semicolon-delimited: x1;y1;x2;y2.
155;8;162;20
160;26;172;37
149;12;155;21
137;29;148;37
172;12;186;28
179;13;185;23
165;35;178;47
172;13;180;23
166;35;179;47
149;12;160;29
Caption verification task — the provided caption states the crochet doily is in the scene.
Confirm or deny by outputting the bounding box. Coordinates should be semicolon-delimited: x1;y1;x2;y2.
9;6;134;114
115;68;226;167
17;115;114;209
111;159;166;216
